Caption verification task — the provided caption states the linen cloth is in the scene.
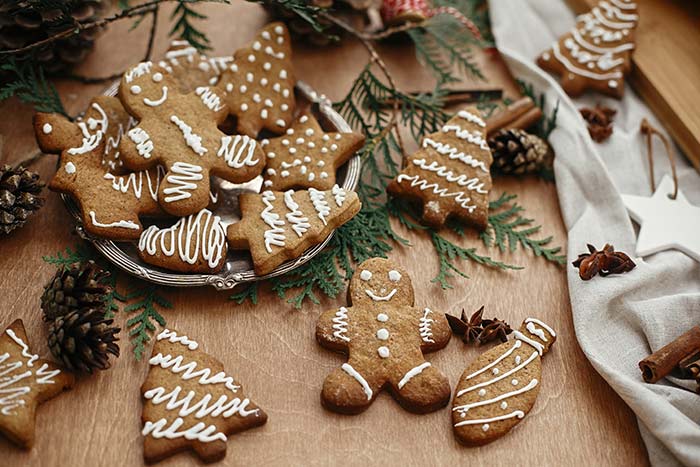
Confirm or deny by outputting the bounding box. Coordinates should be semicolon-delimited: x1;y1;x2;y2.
489;1;700;465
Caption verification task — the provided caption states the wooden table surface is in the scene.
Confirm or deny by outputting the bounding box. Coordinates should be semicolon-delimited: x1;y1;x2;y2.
0;3;648;466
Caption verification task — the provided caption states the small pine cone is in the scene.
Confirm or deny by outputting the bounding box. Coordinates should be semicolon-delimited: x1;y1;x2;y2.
41;261;112;321
0;165;45;235
488;129;554;176
47;308;120;373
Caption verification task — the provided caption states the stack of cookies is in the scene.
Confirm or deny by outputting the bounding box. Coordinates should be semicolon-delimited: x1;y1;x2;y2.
33;23;364;276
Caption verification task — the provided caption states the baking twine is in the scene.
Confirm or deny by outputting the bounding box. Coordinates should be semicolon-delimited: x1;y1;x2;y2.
640;118;678;199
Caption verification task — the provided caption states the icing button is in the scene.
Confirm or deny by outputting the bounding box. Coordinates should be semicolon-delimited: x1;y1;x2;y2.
376;328;389;340
377;346;390;358
376;313;389;322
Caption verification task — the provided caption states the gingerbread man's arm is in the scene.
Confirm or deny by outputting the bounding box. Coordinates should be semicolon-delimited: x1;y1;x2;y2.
315;306;352;353
33;113;82;154
417;306;451;352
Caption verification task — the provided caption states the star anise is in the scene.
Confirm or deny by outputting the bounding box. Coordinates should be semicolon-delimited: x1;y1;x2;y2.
479;318;512;345
572;243;636;280
446;306;485;344
580;104;616;143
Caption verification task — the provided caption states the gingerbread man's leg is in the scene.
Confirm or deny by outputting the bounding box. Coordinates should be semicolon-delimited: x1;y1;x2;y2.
321;364;382;414
390;361;451;413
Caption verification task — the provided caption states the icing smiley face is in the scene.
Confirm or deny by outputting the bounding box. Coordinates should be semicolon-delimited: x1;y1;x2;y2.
349;258;414;307
121;61;178;116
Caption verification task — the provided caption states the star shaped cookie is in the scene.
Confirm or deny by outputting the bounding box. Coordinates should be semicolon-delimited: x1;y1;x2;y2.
0;320;74;448
261;112;365;191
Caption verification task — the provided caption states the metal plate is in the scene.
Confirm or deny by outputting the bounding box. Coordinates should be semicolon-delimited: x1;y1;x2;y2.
62;81;361;290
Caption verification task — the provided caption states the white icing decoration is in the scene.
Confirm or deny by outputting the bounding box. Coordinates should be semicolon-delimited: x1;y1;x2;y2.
422;138;488;172
149;353;241;393
104;166;164;202
260;191;285;253
478;389;486;397
283;190;310;237
152;72;163;82
500;401;508;410
376;329;389;340
6;330;38;367
419;308;435;343
125;61;152;83
156;329;198;350
144;86;168;107
365;288;397;302
397;362;431;389
456;110;486;127
342;363;372;400
388;270;401;282
42;123;52;134
456;351;539;397
377;346;390;358
144;385;256;421
442;125;489;150
89;211;140;230
551;41;622;81
359;270;372;281
396;174;477;213
130;85;142;95
512;379;518;386
411;158;488;193
65;162;76;174
513;330;545;355
453;410;525;428
163;162;204;203
170;115;207;155
308;188;330;225
331;185;346;207
68;103;108;155
127;127;154;159
526;322;548;342
217;135;259;168
452;379;538;415
376;313;388;322
332;307;350;342
195;87;224;112
142;417;226;444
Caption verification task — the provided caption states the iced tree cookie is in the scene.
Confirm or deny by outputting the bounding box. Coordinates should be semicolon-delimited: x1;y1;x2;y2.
452;317;556;445
227;186;361;275
537;0;638;98
316;258;452;414
0;319;74;448
261;112;365;191
141;328;267;463
217;22;295;137
387;107;493;230
34;96;167;240
118;61;265;216
158;39;232;92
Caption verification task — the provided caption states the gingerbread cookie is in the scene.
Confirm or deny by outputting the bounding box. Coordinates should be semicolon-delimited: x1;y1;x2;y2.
142;328;267;463
0;319;74;448
387;107;493;230
227;186;361;275
316;258;451;414
217;22;296;137
34;96;167;240
158;39;232;93
537;0;638;99
118;61;265;217
261;111;365;191
452;317;556;446
138;209;228;273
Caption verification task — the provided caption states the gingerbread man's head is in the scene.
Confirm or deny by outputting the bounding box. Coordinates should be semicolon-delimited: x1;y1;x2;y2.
119;61;178;118
348;258;414;308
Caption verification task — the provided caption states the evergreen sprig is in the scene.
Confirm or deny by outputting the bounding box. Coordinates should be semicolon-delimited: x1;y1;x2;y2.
124;287;171;360
170;1;228;51
0;58;65;115
230;283;259;305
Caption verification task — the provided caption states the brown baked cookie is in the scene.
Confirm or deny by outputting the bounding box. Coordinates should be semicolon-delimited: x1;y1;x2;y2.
217;22;296;137
387;107;493;230
34;96;167;240
451;317;556;446
0;319;74;449
138;209;228;273
536;0;638;98
316;258;452;414
142;328;267;463
157;39;232;93
227;186;360;275
261;111;365;191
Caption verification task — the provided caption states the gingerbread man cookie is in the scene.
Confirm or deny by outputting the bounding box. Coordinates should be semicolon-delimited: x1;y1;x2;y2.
118;61;265;216
451;317;556;445
261;111;365;191
34;96;167;240
387;107;493;230
537;0;638;98
157;39;232;93
227;186;361;275
0;319;74;448
142;328;267;463
217;22;296;137
316;258;451;414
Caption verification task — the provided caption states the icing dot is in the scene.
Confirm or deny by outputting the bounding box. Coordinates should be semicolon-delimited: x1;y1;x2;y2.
267;152;276;158
305;129;314;136
296;137;305;144
330;144;338;151
511;379;518;386
500;401;508;410
152;72;163;82
246;72;254;83
275;25;284;34
286;129;294;136
320;172;328;179
266;168;276;176
388;270;401;282
240;85;247;93
299;115;309;123
542;52;550;60
492;368;499;375
248;54;256;63
321;148;328;154
279;69;288;79
515;355;521;364
240;103;248;111
377;313;388;322
322;134;330;141
65;162;76;174
478;389;486;397
261;109;268;119
281;170;289;177
42;123;52;134
281;104;289;112
282;89;290;98
461;413;466;418
377;346;390;358
277;37;284;45
273;83;281;92
253;93;261;103
263;62;271;71
253;41;261;50
265;99;274;108
482;424;490;432
300;166;307;175
276;119;286;127
230;64;238;72
316;160;324;167
360;269;372;281
263;180;272;187
608;80;618;88
335;134;342;140
308;172;315;181
282;139;289;146
226;83;233;92
261;139;269;147
303;156;311;163
130;85;142;95
288;147;296;154
307;142;315;149
261;78;268;86
376;329;389;340
262;31;271;40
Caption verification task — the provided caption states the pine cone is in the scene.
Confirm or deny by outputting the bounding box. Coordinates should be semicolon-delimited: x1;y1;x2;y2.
0;1;105;76
41;261;112;321
488;129;554;176
47;307;120;373
0;165;45;235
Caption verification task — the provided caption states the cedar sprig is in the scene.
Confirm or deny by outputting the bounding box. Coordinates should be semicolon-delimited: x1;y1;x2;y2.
0;58;66;115
124;287;171;360
261;0;326;34
170;1;228;51
230;283;259;304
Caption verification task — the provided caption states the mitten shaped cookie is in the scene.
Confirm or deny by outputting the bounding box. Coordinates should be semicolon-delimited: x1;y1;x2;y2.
387;107;492;230
138;208;228;273
0;320;74;448
537;0;638;98
118;61;265;216
217;22;296;137
316;258;452;414
158;39;232;93
34;96;167;240
452;317;556;446
142;328;267;463
261;112;365;191
227;186;361;275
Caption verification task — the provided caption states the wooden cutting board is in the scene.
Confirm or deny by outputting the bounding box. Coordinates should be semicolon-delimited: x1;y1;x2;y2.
566;0;700;173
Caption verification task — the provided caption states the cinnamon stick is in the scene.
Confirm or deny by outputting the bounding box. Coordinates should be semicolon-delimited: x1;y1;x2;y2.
486;96;536;136
504;107;543;135
639;326;700;383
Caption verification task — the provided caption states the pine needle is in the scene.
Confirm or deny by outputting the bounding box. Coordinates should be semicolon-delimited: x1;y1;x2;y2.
124;287;171;360
229;283;259;305
0;58;66;115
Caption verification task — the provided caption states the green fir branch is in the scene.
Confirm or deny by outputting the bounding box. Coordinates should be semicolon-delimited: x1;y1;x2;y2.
230;283;259;305
0;58;65;115
170;1;229;51
518;79;560;140
124;287;171;360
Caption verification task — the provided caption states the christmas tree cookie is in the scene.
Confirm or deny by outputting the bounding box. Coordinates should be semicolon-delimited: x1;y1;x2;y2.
316;258;452;414
451;317;556;445
0;320;74;448
537;0;638;98
227;186;361;275
141;328;267;463
157;39;232;93
387;106;493;230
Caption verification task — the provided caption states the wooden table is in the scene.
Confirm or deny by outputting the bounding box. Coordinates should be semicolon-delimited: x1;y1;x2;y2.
0;3;648;466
